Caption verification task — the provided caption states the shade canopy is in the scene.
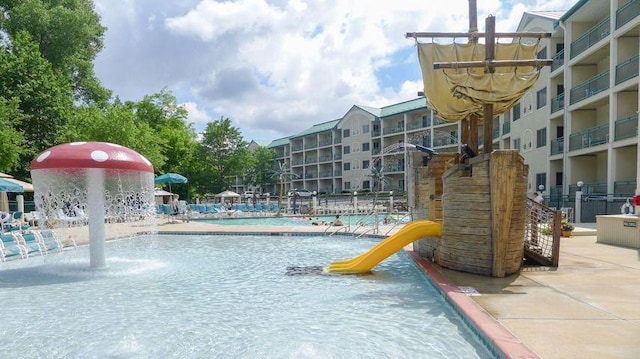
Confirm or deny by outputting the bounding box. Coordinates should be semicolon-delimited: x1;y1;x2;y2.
215;190;240;198
0;178;23;192
154;189;174;196
154;173;188;185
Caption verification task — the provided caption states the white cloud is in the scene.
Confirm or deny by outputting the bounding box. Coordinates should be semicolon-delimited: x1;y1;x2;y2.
93;0;578;143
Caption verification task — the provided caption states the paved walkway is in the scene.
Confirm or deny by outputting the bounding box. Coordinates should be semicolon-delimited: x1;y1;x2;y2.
435;223;640;359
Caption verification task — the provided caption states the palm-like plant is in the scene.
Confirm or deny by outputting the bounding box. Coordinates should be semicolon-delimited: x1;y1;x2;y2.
268;161;299;216
367;165;389;210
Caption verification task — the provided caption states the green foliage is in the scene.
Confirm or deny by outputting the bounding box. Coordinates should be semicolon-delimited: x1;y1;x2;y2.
244;146;276;190
0;0;111;104
0;97;25;172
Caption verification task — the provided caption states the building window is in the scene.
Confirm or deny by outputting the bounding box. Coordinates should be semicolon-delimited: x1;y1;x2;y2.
536;128;547;148
362;160;370;169
362;180;370;189
343;162;350;171
362;124;370;133
513;138;521;151
537;47;547;59
344;181;351;190
513;103;521;121
362;142;370;151
537;88;547;109
343;145;350;154
343;129;350;138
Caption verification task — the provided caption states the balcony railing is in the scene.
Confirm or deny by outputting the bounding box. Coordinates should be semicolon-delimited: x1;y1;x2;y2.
318;155;333;162
383;125;404;135
614;181;637;196
493;125;500;139
551;93;564;113
569;182;607;195
550;137;564;156
570;16;610;59
568;123;609;151
292;145;303;152
614;114;638;141
551;49;564;72
372;129;381;137
569;70;610;105
615;54;639;85
319;139;332;147
502;121;510;135
616;0;639;29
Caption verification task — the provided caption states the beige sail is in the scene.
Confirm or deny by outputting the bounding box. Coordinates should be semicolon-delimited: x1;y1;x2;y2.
417;41;542;123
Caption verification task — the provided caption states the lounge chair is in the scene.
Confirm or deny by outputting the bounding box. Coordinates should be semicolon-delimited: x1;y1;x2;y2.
12;232;44;257
35;230;65;252
0;233;26;261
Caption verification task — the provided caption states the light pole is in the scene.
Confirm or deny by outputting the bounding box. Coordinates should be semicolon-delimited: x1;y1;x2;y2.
353;191;358;213
312;191;317;215
575;181;584;224
389;190;394;213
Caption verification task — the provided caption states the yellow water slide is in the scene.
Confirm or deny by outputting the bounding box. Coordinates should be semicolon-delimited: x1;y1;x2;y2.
326;220;442;274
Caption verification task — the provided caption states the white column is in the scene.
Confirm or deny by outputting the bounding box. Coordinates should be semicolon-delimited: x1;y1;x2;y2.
353;191;358;213
389;191;394;212
87;168;106;268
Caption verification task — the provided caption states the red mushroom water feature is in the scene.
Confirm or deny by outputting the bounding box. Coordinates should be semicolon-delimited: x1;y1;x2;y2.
31;142;155;268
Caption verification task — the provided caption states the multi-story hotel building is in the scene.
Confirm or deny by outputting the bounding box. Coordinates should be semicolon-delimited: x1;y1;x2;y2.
263;0;639;203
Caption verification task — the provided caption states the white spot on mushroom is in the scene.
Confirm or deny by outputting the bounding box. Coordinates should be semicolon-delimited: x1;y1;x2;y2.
91;150;109;162
37;151;51;163
70;142;87;146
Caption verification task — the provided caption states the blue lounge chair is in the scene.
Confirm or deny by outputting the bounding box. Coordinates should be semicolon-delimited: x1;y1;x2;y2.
35;230;65;252
36;229;66;252
0;233;26;261
12;232;44;257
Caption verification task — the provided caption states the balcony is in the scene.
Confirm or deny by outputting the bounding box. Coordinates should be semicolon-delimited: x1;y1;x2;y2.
318;155;333;162
551;49;564;72
569;70;610;105
614;114;638;141
616;0;639;30
551;93;564;114
372;129;381;137
570;17;610;59
614;181;637;196
383;125;404;135
615;54;639;85
568;123;609;151
550;137;564;156
304;142;318;149
319;139;332;147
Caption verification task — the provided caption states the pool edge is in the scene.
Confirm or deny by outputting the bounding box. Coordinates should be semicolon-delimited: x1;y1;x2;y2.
406;250;539;359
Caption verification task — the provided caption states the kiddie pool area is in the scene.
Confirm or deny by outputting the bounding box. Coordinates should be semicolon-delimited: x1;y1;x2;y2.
0;233;497;358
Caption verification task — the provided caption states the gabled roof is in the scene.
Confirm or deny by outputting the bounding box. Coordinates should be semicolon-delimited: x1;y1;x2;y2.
266;137;292;148
292;119;341;138
351;97;428;120
378;97;428;118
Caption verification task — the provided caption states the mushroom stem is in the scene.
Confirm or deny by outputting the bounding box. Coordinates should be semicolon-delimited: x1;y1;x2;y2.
87;168;106;268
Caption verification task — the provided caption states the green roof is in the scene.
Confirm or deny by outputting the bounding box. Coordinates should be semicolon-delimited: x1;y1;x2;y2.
292;119;340;138
267;137;292;148
353;97;428;119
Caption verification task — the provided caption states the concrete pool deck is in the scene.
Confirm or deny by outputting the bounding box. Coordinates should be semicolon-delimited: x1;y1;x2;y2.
56;219;639;358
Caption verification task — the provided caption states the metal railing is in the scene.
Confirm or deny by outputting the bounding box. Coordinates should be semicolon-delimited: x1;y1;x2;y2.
570;16;610;59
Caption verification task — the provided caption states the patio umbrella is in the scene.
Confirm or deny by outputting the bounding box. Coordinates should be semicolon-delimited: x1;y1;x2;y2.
0;178;24;213
0;178;24;192
154;173;188;193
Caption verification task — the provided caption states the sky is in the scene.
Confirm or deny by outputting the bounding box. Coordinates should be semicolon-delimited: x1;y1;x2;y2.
92;0;577;145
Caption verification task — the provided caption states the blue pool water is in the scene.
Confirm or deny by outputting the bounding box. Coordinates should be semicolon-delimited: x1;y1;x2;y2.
0;234;495;358
198;213;396;226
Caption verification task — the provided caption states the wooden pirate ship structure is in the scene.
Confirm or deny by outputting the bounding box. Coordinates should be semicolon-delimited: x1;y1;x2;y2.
406;1;552;277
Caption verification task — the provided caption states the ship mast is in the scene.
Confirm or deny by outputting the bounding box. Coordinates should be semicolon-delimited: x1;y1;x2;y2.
407;0;552;154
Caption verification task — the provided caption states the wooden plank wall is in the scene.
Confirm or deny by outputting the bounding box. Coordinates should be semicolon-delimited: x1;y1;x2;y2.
439;155;493;275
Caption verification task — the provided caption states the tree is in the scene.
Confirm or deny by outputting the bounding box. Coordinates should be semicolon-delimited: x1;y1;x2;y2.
244;146;276;193
0;98;25;172
0;31;74;178
268;161;298;216
194;117;250;195
0;0;111;104
367;165;389;210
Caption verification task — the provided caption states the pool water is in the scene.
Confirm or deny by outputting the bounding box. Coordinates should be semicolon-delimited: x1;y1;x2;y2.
0;234;495;358
198;213;393;226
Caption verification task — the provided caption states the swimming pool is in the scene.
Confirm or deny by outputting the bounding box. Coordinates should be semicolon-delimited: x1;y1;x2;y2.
0;234;495;358
197;213;402;227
